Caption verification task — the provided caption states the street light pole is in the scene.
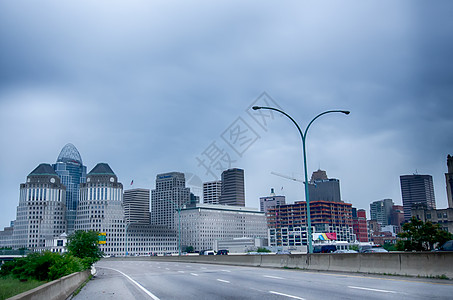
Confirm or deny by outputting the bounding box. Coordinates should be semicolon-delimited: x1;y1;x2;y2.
125;222;138;256
252;106;349;253
167;198;191;256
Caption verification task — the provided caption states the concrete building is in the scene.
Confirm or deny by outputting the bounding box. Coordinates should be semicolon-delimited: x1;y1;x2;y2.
124;188;150;224
0;225;14;248
203;180;222;204
259;188;286;213
308;169;341;202
151;172;190;230
179;204;267;252
446;155;453;208
400;174;436;221
370;199;394;225
12;164;67;250
75;163;125;257
53;143;87;235
411;204;453;234
124;223;177;256
219;168;245;206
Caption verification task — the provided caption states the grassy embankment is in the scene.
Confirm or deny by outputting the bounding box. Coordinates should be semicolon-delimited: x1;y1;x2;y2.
0;276;45;300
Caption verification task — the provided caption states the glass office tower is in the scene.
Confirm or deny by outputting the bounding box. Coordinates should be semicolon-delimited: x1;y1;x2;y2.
53;143;87;234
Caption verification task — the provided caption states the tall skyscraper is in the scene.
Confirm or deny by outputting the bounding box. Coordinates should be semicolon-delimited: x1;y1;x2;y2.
260;188;286;213
151;172;190;229
12;164;67;250
75;163;125;256
400;174;436;221
370;199;394;225
53;143;87;234
446;154;453;209
308;169;341;202
219;168;245;206
124;188;150;224
203;180;222;204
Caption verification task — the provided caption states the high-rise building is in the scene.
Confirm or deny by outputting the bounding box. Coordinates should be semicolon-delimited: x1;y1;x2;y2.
308;169;341;202
370;199;394;225
259;188;286;213
75;163;125;256
203;180;222;204
53;143;87;234
400;174;436;221
446;155;453;209
12;164;67;250
266;200;355;242
220;168;245;206
124;188;150;224
150;172;190;229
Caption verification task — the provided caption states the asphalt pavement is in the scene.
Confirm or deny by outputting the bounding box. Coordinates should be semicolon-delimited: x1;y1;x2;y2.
72;259;453;300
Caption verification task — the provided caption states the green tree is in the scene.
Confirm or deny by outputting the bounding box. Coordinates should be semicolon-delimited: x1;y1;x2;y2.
0;251;84;281
184;246;194;253
396;217;453;251
257;247;271;253
66;230;103;267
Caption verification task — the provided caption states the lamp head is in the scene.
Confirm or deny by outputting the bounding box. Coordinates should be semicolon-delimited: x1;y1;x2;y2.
252;106;261;110
342;110;350;115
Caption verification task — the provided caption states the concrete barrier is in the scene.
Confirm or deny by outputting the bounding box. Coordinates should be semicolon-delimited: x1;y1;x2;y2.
106;252;453;278
8;270;91;300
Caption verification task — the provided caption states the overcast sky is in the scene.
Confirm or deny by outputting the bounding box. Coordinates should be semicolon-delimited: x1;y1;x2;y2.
1;1;452;228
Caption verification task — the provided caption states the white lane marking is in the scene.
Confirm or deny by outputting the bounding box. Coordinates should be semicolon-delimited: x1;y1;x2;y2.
178;271;185;273
201;267;207;269
165;268;170;270
348;286;397;293
263;275;284;280
190;273;199;276
221;270;231;272
269;291;305;300
217;279;230;284
100;267;160;300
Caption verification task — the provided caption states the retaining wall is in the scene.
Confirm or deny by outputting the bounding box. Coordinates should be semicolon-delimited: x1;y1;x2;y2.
8;270;91;300
110;252;453;278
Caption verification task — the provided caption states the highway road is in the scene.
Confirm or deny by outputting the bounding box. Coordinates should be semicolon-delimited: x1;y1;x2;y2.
73;259;453;300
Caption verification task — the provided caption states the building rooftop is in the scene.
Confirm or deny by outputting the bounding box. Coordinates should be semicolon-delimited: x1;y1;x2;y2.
29;163;58;176
88;163;115;175
56;143;83;165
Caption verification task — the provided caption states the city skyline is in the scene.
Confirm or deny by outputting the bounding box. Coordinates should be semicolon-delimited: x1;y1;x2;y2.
1;1;453;228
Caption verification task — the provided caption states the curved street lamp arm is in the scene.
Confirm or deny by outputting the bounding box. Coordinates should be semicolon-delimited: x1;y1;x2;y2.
253;106;305;141
304;110;350;137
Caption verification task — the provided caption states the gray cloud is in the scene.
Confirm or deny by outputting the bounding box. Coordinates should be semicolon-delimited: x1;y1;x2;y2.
1;1;453;228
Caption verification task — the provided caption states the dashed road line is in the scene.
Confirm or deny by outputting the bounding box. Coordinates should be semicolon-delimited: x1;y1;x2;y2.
190;273;199;276
263;275;284;280
217;279;230;284
269;291;305;299
348;286;397;293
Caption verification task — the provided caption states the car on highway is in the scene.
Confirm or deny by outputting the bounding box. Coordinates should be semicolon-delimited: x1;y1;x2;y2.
333;249;358;253
362;247;388;253
313;244;337;253
217;249;229;255
436;240;453;251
